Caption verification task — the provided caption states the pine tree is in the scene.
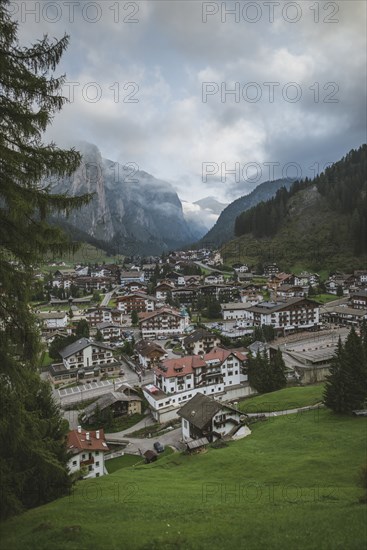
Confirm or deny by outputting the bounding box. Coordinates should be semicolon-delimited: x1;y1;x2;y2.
271;348;287;390
131;310;139;326
324;331;367;413
75;319;90;338
0;2;91;519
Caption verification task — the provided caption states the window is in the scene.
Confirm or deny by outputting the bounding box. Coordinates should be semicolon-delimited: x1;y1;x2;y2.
96;473;100;478
72;460;77;466
95;461;100;466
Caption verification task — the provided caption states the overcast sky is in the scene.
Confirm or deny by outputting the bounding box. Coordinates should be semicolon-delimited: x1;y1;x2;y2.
12;0;367;202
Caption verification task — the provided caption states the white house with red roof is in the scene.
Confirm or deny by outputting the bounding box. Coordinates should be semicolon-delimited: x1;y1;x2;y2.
143;347;251;422
67;427;109;479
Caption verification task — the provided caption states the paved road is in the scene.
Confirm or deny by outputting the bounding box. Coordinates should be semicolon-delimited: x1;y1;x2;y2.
193;261;232;275
100;291;114;307
55;365;154;407
106;427;183;455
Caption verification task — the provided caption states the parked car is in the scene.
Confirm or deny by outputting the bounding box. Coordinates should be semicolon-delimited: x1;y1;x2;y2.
153;441;165;453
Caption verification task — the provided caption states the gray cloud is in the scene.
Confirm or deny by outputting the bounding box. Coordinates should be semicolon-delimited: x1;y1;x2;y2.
11;0;366;202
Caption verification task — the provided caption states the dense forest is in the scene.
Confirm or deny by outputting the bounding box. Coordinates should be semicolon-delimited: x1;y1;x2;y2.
234;145;367;256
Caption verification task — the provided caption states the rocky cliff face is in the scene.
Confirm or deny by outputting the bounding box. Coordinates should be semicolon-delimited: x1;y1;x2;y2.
49;142;194;254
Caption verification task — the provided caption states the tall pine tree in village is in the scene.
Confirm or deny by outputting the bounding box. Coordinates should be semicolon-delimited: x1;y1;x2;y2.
247;348;287;394
324;328;367;413
0;2;91;519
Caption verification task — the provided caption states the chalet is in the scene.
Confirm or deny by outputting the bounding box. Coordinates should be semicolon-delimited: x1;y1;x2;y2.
85;307;112;326
81;384;142;424
37;311;68;331
183;328;221;355
116;293;156;314
243;298;320;333
143;348;252;422
150;347;247;404
120;271;145;286
199;284;238;302
275;285;306;299
171;286;199;305
73;276;114;291
349;290;367;310
95;322;124;342
354;271;367;285
138;307;190;339
240;289;263;305
264;264;279;276
221;302;252;321
142;264;157;281
294;272;320;287
177;393;245;443
155;282;175;302
233;263;249;273
269;272;295;287
123;281;147;293
204;272;224;285
67;427;109;478
48;337;119;385
135;340;167;369
164;271;181;284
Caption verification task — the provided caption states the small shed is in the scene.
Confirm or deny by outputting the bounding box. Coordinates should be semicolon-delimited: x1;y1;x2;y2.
186;437;209;453
144;450;158;464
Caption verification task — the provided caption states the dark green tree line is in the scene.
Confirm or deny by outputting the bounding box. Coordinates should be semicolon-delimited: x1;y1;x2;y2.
0;2;91;519
323;326;367;414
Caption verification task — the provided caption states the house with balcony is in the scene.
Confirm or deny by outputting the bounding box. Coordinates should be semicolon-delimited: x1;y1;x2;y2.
116;293;156;314
221;302;253;321
143;347;250;422
67;427;109;478
178;393;245;443
37;311;68;333
135;340;167;369
243;298;320;333
120;271;145;286
95;322;124;342
183;328;221;355
138;306;190;339
81;384;142;425
155;282;175;302
48;337;119;385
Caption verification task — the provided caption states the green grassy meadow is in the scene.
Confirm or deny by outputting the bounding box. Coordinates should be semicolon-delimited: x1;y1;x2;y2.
239;384;325;414
1;409;366;549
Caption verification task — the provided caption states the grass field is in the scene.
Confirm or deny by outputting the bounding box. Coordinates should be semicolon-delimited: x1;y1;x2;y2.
238;384;325;414
41;243;122;272
106;448;175;474
1;409;366;549
105;454;145;473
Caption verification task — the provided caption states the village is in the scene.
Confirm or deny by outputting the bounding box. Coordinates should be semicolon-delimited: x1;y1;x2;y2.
33;249;367;478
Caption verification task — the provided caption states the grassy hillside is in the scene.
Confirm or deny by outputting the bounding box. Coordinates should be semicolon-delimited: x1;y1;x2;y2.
222;185;367;272
41;242;122;270
199;178;294;246
224;145;367;272
238;384;324;413
1;409;366;549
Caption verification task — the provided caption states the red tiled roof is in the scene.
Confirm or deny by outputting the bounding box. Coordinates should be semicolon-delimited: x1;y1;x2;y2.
155;355;206;378
156;347;247;378
67;429;109;454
